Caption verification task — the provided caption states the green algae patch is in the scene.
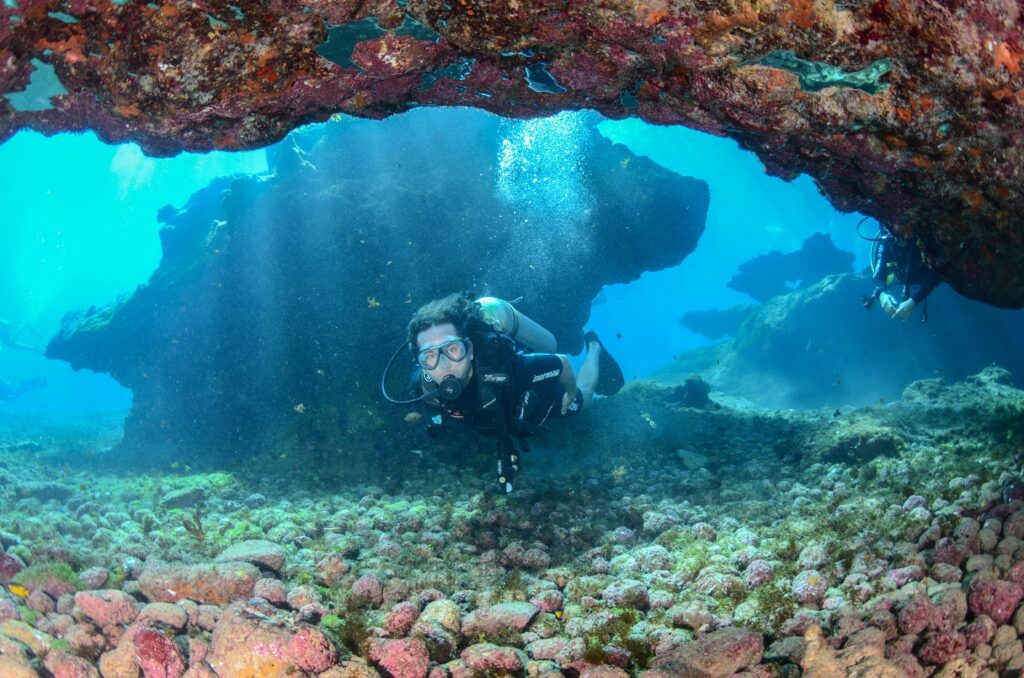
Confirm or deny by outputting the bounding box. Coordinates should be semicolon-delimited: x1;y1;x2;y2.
12;562;81;593
0;619;56;657
749;51;892;94
581;608;653;672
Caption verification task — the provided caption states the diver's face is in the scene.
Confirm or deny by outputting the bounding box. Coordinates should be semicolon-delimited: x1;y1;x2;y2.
416;323;473;385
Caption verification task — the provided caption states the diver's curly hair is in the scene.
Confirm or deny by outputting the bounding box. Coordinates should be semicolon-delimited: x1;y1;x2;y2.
407;293;484;353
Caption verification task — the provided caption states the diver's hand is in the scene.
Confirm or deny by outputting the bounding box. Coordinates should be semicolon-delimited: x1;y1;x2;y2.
894;298;917;321
561;387;578;414
880;292;898;317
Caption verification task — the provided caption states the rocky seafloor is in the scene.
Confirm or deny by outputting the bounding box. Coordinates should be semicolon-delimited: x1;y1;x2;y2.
0;367;1023;677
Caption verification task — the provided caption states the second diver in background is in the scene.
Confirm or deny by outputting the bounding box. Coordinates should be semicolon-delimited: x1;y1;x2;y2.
864;226;943;321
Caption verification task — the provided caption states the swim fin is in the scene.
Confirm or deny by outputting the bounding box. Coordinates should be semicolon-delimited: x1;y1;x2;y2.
584;331;625;396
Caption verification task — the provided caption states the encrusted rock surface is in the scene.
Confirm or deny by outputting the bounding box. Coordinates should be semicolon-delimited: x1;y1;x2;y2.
3;1;1024;305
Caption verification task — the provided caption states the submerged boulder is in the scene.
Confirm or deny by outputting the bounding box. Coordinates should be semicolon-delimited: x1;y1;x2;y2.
659;273;1024;409
48;111;708;470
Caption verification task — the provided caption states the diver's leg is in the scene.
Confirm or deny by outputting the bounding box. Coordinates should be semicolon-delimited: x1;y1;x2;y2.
17;324;45;342
12;325;44;353
576;340;600;408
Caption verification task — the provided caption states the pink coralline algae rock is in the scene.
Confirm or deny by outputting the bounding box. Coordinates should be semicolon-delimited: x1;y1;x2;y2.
384;601;421;637
64;622;105;659
744;560;774;589
530;589;564;613
213;540;286;573
897;596;933;635
462;602;539;639
928;538;966;567
43;648;101;678
601;579;651;610
932;588;968;632
902;496;928;511
137;602;189;630
791;570;828;605
580;666;630;678
74;590;141;628
520;548;552;570
967;577;1024;625
253;578;288;606
962;614;997;649
78;567;109;590
1007;560;1024;585
797;543;829;570
460;643;524;673
0;553;24;584
134;627;187;678
648;627;764;677
916;630;966;666
691;522;717;541
27;590;55;613
369;638;431;678
286;585;321;610
315;554;350;587
1003;510;1024;539
525;637;567;661
0;596;18;622
884;565;924;588
138;562;260;605
351;573;384;608
889;653;925;678
207;604;337;675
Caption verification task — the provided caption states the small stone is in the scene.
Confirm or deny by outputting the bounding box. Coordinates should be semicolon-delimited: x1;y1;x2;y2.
138;602;189;630
213;540;286;573
74;590;140;627
968;577;1024;625
460;642;523;673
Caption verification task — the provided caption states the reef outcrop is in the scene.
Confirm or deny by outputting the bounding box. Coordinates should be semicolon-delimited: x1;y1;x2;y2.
727;233;855;303
46;111;708;465
659;273;1024;409
4;1;1024;306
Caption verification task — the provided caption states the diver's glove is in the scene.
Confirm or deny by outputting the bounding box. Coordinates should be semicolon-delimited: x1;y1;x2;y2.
894;298;917;321
879;292;898;317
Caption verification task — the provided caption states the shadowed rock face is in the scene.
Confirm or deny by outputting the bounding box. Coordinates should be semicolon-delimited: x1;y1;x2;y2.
658;273;1024;410
3;1;1024;307
46;110;708;464
727;233;855;303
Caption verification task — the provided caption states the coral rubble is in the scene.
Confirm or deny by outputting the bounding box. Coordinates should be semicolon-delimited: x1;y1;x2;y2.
0;366;1021;675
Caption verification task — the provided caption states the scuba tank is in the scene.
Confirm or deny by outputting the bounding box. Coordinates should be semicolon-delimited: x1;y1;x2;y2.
476;297;557;353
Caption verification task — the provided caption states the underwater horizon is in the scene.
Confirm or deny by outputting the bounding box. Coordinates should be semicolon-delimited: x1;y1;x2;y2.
2;107;1024;677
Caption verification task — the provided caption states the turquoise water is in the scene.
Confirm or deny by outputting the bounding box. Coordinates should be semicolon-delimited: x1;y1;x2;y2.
0;130;266;413
0;110;872;413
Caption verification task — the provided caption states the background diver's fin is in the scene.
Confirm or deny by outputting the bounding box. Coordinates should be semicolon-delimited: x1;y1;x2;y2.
584;331;625;395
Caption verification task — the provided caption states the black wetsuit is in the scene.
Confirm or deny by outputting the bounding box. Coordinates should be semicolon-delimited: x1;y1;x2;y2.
440;352;582;436
873;235;942;304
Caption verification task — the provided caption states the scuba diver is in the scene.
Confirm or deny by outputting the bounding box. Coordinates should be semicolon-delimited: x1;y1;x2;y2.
0;319;45;353
0;376;47;403
382;293;624;494
862;225;942;321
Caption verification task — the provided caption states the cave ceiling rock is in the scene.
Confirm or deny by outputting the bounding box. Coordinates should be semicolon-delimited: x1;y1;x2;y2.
3;0;1024;306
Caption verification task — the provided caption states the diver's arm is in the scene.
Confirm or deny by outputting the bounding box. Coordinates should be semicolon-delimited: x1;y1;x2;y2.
872;240;889;286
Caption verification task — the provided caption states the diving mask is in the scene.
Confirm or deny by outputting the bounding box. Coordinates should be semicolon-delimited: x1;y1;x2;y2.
417;338;469;370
